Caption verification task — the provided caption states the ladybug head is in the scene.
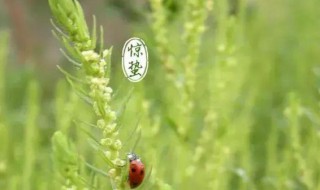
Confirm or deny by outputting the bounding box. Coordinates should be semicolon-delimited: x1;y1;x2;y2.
127;152;140;162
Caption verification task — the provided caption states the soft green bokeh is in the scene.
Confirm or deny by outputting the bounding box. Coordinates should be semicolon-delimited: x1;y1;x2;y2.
0;0;320;189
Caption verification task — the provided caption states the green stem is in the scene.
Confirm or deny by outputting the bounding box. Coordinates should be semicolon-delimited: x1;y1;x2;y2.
22;80;40;190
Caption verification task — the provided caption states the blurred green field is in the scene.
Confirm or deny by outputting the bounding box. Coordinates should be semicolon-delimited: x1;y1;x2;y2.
1;0;320;189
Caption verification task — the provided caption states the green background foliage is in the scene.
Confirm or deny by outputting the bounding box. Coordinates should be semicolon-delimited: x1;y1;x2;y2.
0;0;320;189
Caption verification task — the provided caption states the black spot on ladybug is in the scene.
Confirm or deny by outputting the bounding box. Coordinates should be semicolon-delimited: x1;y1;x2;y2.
140;170;144;175
131;168;136;173
131;182;139;188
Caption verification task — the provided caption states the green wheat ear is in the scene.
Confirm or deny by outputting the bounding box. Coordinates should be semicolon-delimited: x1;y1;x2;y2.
52;131;87;189
49;0;126;189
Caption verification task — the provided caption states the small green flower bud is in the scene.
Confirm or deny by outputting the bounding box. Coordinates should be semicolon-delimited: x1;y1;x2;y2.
90;77;99;85
109;151;119;160
84;39;92;49
100;59;107;66
114;176;121;185
108;168;116;178
98;67;105;76
113;158;126;167
111;131;119;138
90;63;100;73
112;139;122;150
102;78;110;86
104;87;113;94
103;94;111;102
108;123;117;131
81;50;99;62
108;111;117;121
93;102;101;116
98;84;105;92
100;138;112;146
102;49;110;58
97;119;105;129
104;151;111;159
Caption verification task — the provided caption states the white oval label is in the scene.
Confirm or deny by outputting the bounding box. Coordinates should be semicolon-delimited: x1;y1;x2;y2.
122;37;148;82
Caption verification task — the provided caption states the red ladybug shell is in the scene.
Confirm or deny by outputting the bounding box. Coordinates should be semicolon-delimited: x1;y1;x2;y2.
128;155;145;188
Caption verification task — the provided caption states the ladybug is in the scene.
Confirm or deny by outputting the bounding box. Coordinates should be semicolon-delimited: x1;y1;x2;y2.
127;153;145;189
